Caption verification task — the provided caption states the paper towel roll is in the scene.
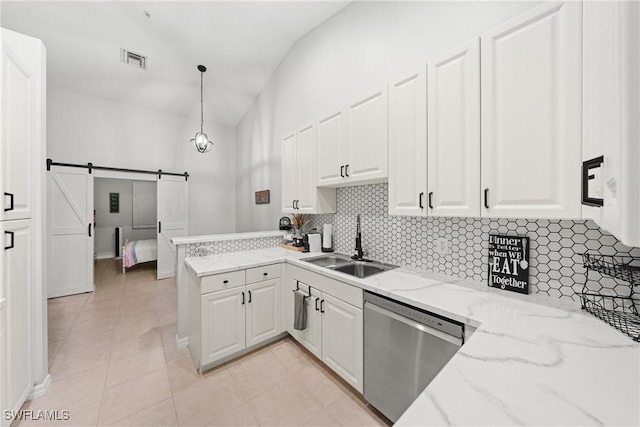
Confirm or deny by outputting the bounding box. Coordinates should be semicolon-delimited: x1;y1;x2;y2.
322;224;333;249
308;234;322;253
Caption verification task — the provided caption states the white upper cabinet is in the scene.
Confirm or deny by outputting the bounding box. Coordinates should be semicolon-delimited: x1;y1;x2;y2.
388;68;427;216
281;126;336;214
428;39;481;217
316;110;346;187
346;86;389;184
583;0;640;247
281;133;297;213
481;1;582;219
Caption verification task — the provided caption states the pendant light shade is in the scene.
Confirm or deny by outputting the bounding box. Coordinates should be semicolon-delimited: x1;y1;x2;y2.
190;65;213;153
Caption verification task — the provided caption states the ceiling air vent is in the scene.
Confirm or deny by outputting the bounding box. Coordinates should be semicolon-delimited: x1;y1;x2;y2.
120;49;147;70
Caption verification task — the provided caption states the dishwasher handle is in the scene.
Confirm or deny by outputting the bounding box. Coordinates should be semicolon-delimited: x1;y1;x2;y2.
365;301;463;347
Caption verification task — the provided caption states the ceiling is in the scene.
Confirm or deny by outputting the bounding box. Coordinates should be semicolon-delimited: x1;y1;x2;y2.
1;1;350;127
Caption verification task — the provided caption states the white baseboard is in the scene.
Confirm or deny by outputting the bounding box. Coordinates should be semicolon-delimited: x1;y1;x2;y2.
28;374;51;400
175;334;188;349
96;252;115;260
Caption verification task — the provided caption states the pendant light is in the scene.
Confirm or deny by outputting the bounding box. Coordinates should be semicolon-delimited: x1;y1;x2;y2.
190;65;213;153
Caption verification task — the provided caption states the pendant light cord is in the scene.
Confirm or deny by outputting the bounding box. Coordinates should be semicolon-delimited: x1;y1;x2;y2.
200;71;204;133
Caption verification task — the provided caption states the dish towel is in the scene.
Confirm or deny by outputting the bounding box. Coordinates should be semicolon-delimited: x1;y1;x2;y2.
293;290;307;331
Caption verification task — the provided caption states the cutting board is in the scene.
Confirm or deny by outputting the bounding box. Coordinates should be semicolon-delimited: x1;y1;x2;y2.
280;243;305;252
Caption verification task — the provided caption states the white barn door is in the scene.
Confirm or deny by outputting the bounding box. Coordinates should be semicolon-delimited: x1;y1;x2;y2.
157;176;187;280
47;166;93;298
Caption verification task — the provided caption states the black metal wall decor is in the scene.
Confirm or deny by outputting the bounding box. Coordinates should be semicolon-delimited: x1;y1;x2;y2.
109;193;120;213
488;234;530;294
255;190;270;205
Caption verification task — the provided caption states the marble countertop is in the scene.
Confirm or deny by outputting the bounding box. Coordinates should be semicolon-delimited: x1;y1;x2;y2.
185;248;640;426
171;230;284;245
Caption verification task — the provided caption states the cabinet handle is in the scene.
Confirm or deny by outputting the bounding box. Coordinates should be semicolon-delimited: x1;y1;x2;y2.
88;223;92;237
320;299;325;313
158;221;162;234
340;165;344;178
419;192;424;209
315;297;320;311
296;200;300;209
223;280;229;284
345;165;349;177
4;231;14;250
4;192;14;212
428;192;433;209
263;272;268;276
242;292;245;305
248;290;252;303
484;188;489;209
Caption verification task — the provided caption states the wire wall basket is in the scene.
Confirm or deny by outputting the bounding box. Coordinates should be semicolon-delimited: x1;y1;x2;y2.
578;253;640;342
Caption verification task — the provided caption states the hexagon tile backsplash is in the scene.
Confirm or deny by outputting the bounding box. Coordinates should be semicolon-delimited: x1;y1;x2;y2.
308;183;640;303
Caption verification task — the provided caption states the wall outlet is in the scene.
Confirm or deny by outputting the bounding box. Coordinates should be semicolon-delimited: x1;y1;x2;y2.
435;237;450;255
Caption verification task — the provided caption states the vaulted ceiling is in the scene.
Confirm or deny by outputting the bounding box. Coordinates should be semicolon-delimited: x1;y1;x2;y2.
1;1;350;126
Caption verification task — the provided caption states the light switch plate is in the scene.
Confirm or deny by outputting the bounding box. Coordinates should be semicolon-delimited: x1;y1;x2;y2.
435;237;450;255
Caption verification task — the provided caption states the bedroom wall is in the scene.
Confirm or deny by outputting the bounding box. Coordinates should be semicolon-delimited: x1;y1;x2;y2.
47;87;237;236
94;178;157;259
234;0;541;232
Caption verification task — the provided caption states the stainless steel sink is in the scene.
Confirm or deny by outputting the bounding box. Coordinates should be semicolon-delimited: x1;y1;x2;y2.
303;253;398;278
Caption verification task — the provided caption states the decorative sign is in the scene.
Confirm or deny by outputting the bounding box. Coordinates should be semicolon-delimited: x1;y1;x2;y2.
109;193;120;213
255;190;270;205
488;234;530;294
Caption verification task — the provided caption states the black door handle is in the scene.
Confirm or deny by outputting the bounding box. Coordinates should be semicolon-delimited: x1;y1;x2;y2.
484;188;490;209
345;165;349;177
242;292;245;305
158;221;162;233
88;223;92;237
315;297;320;311
340;165;344;178
223;280;229;284
4;231;14;250
320;299;325;313
428;192;434;209
248;290;252;303
4;192;14;212
263;272;268;276
419;192;424;209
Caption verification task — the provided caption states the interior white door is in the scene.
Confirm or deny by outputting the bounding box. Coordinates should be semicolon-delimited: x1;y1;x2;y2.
200;287;245;365
246;279;280;347
388;67;427;216
346;86;389;183
157;175;188;280
47;166;93;298
1;220;33;416
481;1;582;219
296;124;316;213
321;293;363;392
428;38;481;217
1;29;42;222
281;133;297;213
316;110;346;187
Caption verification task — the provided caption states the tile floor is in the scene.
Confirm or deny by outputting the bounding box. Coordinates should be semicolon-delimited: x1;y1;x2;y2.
18;259;390;427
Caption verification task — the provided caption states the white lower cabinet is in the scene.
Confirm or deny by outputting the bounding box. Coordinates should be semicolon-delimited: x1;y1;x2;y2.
284;265;364;392
188;265;282;369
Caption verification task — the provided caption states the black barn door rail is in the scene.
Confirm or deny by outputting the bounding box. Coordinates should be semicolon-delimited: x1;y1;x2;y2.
46;159;189;181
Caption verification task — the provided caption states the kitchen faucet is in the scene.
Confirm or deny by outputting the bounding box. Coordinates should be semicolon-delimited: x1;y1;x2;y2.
352;214;364;260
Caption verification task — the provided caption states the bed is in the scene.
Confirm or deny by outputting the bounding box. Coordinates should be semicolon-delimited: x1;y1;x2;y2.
122;239;158;274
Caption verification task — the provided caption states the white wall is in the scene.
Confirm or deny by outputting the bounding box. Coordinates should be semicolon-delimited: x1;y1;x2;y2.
94;178;157;258
47;87;237;236
235;1;542;232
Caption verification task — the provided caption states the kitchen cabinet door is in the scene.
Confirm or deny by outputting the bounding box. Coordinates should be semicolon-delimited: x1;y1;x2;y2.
281;133;297;213
388;67;428;217
1;220;33;416
316;110;346;187
428;39;481;217
346;86;389;184
295;124;317;213
321;293;363;392
481;1;581;219
301;290;322;359
200;287;246;366
246;279;280;347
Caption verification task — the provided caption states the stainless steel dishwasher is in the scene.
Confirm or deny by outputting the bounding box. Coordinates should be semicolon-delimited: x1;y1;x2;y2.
363;291;465;422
